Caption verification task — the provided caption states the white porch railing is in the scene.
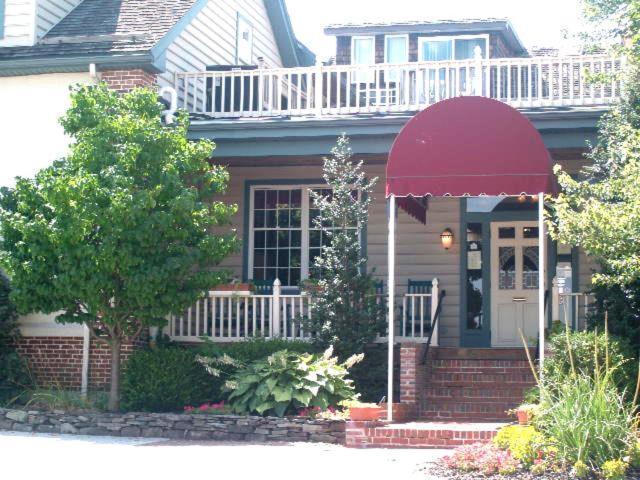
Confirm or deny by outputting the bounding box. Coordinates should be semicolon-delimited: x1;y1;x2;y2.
168;278;440;344
174;54;623;118
552;275;595;331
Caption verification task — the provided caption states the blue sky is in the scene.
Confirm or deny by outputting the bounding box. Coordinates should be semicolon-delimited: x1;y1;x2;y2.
287;0;587;61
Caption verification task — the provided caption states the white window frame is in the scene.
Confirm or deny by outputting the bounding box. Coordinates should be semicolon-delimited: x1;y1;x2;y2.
417;34;490;61
384;34;409;64
351;35;376;83
236;13;254;65
248;184;361;286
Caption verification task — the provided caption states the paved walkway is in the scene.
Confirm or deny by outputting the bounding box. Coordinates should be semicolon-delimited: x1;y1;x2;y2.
1;432;449;480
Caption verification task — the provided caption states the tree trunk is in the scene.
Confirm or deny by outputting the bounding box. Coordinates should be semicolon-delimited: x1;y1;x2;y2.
107;337;122;411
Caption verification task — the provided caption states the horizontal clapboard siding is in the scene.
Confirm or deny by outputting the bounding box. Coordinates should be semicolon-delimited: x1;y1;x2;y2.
213;163;462;347
36;0;81;38
158;0;283;94
0;0;34;45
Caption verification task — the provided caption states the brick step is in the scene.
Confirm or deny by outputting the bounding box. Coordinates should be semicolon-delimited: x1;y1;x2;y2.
430;367;534;376
421;401;519;420
431;359;532;369
423;386;531;400
346;421;506;449
428;372;536;384
435;348;532;361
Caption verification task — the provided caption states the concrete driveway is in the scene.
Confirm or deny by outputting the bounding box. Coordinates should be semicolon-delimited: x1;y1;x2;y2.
1;432;449;480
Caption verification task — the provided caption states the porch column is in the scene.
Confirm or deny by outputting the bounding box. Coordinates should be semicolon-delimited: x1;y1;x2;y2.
538;192;545;377
387;194;396;422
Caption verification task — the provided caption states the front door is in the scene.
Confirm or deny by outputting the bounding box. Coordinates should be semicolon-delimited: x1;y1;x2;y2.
490;222;540;347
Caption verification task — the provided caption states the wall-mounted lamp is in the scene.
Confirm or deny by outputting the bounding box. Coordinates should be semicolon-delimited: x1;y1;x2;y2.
440;228;454;250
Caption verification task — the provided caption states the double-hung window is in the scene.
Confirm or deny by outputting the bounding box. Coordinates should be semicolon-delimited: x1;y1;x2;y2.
384;34;408;82
249;185;359;287
351;35;375;83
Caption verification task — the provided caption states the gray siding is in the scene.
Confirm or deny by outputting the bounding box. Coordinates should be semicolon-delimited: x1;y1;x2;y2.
214;162;462;347
36;0;82;38
158;0;283;94
1;0;34;45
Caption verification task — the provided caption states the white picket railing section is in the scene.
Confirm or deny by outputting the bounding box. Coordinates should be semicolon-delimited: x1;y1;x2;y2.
174;53;623;119
168;278;440;344
558;292;595;331
398;278;439;345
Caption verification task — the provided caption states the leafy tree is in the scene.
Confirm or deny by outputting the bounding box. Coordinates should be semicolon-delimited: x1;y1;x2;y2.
550;0;640;343
0;85;237;410
550;1;640;285
304;135;385;356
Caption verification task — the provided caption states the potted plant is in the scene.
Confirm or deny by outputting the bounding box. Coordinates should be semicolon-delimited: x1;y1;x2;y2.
510;403;539;425
345;401;382;421
212;280;251;293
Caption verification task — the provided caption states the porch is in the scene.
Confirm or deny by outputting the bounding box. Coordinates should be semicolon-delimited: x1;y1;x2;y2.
171;53;622;119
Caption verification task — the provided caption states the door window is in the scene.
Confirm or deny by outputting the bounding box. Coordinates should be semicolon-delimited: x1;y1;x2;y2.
498;246;516;290
522;246;539;289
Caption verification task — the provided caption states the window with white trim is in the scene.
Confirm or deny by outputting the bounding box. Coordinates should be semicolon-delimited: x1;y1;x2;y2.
417;34;489;61
351;35;375;83
249;185;359;286
384;34;408;82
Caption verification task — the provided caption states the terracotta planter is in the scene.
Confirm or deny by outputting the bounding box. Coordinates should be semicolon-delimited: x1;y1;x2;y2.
516;409;532;425
349;406;381;421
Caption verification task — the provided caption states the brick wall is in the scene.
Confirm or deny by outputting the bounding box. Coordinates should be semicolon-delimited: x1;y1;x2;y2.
15;336;141;390
99;69;157;93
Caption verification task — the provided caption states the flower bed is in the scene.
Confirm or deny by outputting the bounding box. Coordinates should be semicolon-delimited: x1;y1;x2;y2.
0;407;345;443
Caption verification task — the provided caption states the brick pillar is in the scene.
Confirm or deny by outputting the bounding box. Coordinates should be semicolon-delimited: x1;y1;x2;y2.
99;69;157;93
399;344;423;404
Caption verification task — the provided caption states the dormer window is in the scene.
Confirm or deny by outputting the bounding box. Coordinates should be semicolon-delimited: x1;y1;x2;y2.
418;35;489;61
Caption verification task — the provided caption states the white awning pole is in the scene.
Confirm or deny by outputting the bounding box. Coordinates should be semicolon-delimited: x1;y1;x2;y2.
387;195;396;422
538;192;545;378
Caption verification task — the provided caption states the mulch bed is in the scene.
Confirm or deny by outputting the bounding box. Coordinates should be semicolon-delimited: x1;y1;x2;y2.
423;464;640;480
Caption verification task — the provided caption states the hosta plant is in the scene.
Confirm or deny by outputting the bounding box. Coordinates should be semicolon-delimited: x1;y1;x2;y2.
224;347;362;417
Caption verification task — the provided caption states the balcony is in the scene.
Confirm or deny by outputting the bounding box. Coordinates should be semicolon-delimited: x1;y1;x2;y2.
173;55;623;120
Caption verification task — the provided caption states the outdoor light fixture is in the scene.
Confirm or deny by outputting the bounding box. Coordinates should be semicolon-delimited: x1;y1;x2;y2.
440;228;454;250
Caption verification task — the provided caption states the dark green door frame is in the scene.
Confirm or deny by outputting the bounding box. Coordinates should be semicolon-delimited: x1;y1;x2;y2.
459;198;556;348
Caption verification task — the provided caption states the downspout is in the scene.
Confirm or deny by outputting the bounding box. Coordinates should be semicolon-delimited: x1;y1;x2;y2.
79;62;99;399
81;324;90;397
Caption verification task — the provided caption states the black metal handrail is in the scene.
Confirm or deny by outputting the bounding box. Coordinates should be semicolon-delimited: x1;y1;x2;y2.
420;289;446;365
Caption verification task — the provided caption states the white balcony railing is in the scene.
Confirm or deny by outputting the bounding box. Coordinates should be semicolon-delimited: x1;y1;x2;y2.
174;54;623;119
167;278;439;344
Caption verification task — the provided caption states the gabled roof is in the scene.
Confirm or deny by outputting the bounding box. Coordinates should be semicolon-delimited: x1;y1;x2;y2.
0;0;315;76
324;18;527;56
0;0;199;74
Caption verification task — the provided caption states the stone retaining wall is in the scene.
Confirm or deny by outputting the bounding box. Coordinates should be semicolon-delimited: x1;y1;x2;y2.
0;408;345;444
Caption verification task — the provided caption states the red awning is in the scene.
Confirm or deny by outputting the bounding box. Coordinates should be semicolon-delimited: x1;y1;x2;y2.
386;97;556;198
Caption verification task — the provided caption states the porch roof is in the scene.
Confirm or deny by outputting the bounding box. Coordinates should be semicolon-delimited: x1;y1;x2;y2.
386;96;557;198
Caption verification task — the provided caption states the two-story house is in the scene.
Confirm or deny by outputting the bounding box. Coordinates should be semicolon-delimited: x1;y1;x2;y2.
168;17;620;432
0;1;623;438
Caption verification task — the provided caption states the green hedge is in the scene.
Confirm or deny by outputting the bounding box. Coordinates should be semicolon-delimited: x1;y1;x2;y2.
121;347;218;412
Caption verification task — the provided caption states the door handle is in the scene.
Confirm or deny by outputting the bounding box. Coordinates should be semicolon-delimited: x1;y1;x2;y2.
512;297;527;302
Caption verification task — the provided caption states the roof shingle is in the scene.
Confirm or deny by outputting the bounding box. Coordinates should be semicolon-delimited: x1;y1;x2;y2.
0;0;197;62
